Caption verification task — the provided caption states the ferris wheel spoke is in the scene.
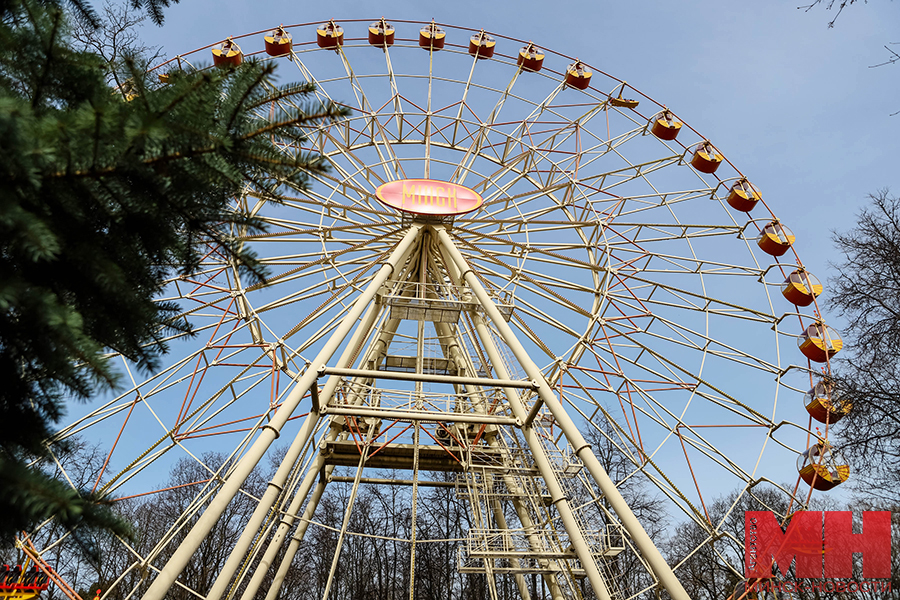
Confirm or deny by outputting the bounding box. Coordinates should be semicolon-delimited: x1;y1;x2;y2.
564;390;710;524
612;276;776;323
566;100;619;135
476;180;570;221
582;159;685;209
280;282;372;346
572;406;778;533
573;378;759;489
600;236;761;275
615;225;742;246
453;72;525;186
483;193;566;224
676;427;758;483
448;54;481;146
238;221;388;243
244;229;398;291
273;189;396;228
97;382;266;497
517;79;567;129
338;48;409;181
379;42;407;142
271;209;393;233
602;306;780;374
459;244;597;320
506;99;572;163
254;241;393;275
594;325;775;427
490;258;600;296
315;131;392;195
288;172;376;219
474;156;687;225
505;299;584;341
176;370;275;438
335;46;374;113
539;121;647;176
247;269;359;311
43;24;828;600
466;148;559;204
455;225;604;272
146;355;274;433
576;336;769;431
566;382;674;456
286;54;337;108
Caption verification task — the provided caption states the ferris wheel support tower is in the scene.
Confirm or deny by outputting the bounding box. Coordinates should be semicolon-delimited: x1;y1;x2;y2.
141;222;690;600
38;19;841;600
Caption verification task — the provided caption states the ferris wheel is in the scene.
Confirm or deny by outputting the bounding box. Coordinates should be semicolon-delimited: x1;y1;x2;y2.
32;18;849;600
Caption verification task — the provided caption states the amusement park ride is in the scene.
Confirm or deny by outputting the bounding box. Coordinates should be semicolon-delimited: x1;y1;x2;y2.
0;536;85;600
0;562;49;600
22;18;854;600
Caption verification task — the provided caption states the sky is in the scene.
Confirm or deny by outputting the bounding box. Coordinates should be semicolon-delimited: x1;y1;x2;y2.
18;10;893;597
133;0;900;483
136;0;899;307
62;0;900;525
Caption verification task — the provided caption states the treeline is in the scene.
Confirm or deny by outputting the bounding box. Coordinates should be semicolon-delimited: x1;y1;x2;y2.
2;432;662;600
3;438;898;600
4;444;547;600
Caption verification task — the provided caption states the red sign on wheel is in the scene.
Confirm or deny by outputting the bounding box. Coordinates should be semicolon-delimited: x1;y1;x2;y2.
375;179;483;216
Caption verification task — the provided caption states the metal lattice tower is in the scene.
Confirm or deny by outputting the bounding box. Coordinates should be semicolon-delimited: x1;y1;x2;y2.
32;19;843;600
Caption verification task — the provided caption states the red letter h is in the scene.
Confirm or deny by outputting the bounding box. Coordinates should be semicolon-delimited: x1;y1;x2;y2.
824;511;891;578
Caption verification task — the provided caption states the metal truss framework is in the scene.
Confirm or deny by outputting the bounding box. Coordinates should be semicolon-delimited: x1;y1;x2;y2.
37;19;836;600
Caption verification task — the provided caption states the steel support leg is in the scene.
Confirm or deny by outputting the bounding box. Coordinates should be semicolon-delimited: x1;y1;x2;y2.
207;296;385;600
263;469;329;600
490;498;532;600
141;225;422;600
254;316;408;600
434;225;690;600
432;318;566;599
458;311;605;599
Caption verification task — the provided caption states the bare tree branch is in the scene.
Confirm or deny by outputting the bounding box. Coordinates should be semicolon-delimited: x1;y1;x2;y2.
798;0;866;28
70;1;163;92
829;189;900;503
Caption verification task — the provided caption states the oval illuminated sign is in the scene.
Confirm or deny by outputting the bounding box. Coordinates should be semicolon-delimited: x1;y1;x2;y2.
375;179;483;216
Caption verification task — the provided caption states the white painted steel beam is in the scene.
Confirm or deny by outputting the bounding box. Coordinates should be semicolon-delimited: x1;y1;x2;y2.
434;224;691;600
318;365;538;390
141;225;422;600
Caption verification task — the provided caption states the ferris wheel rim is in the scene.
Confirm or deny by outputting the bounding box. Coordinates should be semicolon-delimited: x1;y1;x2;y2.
32;20;842;600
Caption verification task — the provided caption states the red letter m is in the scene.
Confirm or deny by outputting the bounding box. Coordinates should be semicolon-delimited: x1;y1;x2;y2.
746;511;823;578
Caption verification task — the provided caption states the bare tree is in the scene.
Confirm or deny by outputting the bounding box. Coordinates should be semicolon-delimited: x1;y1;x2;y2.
800;0;898;115
14;452;268;600
829;189;900;504
666;486;900;600
70;1;163;92
0;440;135;600
574;424;667;599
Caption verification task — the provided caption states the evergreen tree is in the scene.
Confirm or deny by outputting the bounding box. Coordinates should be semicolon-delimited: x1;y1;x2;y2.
0;0;344;545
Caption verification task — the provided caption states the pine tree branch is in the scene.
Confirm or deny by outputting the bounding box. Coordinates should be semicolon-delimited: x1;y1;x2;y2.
242;108;346;141
29;3;63;109
225;62;272;131
245;81;317;110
